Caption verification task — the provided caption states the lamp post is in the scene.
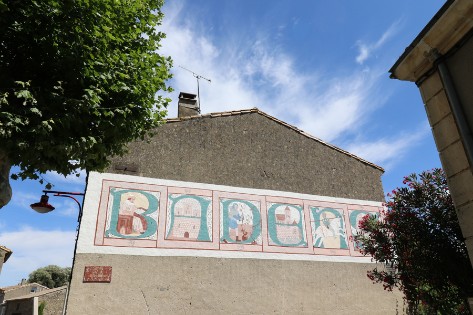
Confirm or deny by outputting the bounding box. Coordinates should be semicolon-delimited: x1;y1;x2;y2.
30;190;85;315
30;190;84;216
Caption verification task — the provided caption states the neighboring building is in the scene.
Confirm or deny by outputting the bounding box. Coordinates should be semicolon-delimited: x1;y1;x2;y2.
66;93;402;314
0;283;48;304
0;246;12;276
0;283;48;315
1;286;67;315
389;0;473;268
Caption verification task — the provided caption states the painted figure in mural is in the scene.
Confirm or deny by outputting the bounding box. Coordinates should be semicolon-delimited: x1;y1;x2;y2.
314;211;344;248
229;203;243;241
117;195;147;235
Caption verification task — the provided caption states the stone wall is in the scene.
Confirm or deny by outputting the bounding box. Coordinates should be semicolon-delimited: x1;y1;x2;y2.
39;287;66;315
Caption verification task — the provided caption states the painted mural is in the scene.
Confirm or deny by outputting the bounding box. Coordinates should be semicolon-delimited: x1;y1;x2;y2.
165;194;212;242
104;188;160;240
349;209;379;250
94;179;382;258
220;199;262;245
267;203;307;247
310;207;348;249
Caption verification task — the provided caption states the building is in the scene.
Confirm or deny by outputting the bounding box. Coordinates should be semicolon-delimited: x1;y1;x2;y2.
1;286;67;315
1;283;49;315
389;0;473;268
66;93;402;314
0;246;12;276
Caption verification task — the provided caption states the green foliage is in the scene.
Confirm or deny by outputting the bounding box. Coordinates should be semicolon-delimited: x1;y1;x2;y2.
0;0;172;196
28;265;72;289
356;169;473;314
38;301;46;315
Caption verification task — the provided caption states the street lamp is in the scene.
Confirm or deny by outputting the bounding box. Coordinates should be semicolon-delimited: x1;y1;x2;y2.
30;190;84;215
30;190;85;315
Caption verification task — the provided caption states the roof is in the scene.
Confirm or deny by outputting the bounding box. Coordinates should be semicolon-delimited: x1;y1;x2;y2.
389;0;473;82
0;246;12;263
0;282;48;294
4;285;67;301
166;108;384;172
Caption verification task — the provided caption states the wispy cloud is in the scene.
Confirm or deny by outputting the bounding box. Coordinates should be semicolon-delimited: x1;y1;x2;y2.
44;168;87;187
355;19;403;65
10;191;38;211
160;4;386;144
0;227;75;286
345;123;430;170
53;200;81;218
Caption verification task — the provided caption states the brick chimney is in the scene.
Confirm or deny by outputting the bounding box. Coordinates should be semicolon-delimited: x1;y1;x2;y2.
178;92;199;117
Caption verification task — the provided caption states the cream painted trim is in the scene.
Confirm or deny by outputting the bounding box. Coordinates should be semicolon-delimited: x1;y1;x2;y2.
77;246;374;264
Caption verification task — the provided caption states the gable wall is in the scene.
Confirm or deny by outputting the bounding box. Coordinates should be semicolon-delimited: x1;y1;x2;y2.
109;113;384;202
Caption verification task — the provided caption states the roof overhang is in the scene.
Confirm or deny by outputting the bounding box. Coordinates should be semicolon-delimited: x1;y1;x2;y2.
0;246;12;263
389;0;473;82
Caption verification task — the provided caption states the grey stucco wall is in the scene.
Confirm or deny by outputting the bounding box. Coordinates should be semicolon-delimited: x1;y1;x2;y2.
67;253;402;315
109;112;384;202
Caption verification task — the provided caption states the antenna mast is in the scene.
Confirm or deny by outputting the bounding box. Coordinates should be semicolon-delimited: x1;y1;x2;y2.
179;65;211;113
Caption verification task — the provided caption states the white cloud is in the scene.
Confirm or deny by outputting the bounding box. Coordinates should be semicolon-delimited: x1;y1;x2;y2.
345;124;430;169
53;200;81;218
159;4;386;144
10;191;38;211
0;227;76;286
44;168;86;186
355;19;403;64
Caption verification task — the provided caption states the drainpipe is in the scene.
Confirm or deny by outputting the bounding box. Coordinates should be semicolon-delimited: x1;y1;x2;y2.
432;49;473;170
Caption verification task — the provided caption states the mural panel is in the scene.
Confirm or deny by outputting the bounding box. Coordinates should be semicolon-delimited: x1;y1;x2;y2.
105;188;160;240
165;194;212;242
310;207;348;249
267;203;307;248
220;199;262;245
349;209;379;251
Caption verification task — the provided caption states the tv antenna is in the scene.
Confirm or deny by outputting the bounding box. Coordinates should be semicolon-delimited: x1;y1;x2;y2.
179;65;211;113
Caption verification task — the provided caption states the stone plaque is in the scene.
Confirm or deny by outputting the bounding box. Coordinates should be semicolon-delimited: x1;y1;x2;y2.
83;266;112;283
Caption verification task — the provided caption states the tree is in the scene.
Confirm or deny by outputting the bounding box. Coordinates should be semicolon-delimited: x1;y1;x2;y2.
28;265;72;288
0;0;172;208
356;169;473;314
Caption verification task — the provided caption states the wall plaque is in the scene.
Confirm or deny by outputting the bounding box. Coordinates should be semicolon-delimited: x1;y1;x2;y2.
83;266;112;283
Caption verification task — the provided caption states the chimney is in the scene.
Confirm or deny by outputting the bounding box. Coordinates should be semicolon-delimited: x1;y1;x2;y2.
178;92;199;117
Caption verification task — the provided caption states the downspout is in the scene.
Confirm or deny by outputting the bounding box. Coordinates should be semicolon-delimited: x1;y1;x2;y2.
432;49;473;171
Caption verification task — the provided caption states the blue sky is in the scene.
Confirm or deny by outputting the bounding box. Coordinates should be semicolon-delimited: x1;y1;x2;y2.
0;0;445;286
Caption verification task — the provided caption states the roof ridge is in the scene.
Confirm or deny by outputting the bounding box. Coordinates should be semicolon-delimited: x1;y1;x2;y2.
164;108;384;172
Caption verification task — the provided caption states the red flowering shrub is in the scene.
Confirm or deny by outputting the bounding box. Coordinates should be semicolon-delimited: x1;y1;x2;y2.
355;169;473;314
